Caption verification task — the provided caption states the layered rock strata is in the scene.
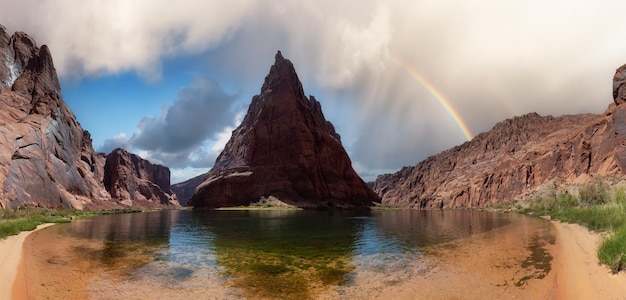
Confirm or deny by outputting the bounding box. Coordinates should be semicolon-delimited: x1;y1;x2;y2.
188;51;379;208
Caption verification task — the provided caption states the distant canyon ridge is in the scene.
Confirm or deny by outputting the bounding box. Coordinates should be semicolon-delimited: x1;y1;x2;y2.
373;65;626;208
2;24;626;210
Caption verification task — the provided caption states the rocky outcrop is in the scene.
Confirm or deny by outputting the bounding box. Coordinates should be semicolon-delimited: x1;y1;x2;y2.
614;64;626;105
0;26;111;209
374;103;626;209
188;51;379;209
0;25;178;210
171;173;206;207
104;148;178;207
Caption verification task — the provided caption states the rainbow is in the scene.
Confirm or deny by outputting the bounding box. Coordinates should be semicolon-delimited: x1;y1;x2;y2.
388;55;474;141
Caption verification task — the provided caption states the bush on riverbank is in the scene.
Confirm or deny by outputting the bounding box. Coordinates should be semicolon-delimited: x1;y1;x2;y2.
0;207;142;239
524;180;626;273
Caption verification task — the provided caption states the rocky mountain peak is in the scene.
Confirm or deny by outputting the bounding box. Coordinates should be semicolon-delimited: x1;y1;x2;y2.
189;52;379;209
260;50;305;99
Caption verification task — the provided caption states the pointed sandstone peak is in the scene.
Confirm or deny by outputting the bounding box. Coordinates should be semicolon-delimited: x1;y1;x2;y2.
260;50;305;98
189;52;379;209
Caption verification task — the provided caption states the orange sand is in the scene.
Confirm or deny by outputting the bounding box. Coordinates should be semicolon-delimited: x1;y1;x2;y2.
0;224;54;300
552;221;626;299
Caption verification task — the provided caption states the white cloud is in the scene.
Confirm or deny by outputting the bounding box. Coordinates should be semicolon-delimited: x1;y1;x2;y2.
99;132;127;153
5;0;626;179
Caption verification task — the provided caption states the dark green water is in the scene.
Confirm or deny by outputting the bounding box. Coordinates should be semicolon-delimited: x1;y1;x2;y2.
30;209;554;299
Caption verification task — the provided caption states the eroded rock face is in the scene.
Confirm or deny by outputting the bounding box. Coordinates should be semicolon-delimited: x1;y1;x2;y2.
0;26;111;209
188;51;379;208
171;173;206;207
104;148;179;207
614;64;626;105
375;105;626;209
0;26;178;210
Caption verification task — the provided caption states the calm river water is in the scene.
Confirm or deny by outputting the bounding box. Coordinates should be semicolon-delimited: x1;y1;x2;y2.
23;209;556;299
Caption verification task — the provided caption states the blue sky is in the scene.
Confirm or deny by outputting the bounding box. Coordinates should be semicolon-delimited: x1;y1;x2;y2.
3;0;626;183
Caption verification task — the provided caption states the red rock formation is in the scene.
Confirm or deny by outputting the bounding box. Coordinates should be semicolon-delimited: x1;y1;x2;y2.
0;26;111;209
104;148;179;207
188;51;379;208
614;64;626;105
171;173;206;206
374;100;626;209
0;25;177;210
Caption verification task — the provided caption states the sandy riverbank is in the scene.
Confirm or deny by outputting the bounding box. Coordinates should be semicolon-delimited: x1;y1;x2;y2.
552;220;626;299
0;224;54;300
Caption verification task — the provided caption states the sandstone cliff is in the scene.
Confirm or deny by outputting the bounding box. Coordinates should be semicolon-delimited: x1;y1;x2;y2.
188;51;379;208
374;66;626;209
171;173;205;206
0;25;178;209
0;26;111;209
104;148;178;207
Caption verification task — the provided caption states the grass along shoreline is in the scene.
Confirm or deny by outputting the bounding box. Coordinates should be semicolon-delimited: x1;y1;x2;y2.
0;207;143;239
518;179;626;273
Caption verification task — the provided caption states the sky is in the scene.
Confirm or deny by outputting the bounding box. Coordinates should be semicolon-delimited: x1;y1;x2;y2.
2;0;626;183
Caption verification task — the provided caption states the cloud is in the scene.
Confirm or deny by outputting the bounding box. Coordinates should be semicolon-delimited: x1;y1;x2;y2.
131;77;237;153
6;0;626;179
99;133;128;154
103;77;239;169
0;0;257;81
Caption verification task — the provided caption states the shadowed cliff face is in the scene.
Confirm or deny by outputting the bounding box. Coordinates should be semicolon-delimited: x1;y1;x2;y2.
171;173;205;206
0;25;111;209
374;67;626;208
189;51;379;209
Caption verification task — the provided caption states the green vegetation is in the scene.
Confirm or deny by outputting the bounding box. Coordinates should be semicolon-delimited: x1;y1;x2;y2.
0;207;142;239
522;179;626;273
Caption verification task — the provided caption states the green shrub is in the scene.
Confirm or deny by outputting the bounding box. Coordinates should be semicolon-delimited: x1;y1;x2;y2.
612;187;626;205
598;227;626;273
579;180;609;205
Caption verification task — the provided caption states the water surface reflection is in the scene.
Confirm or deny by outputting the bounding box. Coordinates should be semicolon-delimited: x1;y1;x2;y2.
24;209;553;299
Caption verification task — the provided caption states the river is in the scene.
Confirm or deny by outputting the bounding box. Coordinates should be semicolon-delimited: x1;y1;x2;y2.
22;209;556;299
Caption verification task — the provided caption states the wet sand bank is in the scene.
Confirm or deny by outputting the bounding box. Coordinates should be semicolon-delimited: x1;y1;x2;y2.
0;224;54;300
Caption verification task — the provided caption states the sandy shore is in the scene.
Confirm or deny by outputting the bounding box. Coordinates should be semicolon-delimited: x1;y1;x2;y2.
552;221;626;299
0;224;54;300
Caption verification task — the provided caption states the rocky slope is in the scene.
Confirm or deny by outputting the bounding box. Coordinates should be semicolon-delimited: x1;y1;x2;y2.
374;66;626;209
188;51;379;208
104;148;178;207
0;25;178;209
171;173;205;207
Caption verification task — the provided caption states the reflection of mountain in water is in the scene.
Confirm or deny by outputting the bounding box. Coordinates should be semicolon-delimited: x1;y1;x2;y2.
63;211;181;275
189;210;363;299
371;210;511;249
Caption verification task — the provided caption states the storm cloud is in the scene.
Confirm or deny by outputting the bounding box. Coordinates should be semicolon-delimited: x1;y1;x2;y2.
5;0;626;180
99;78;237;169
